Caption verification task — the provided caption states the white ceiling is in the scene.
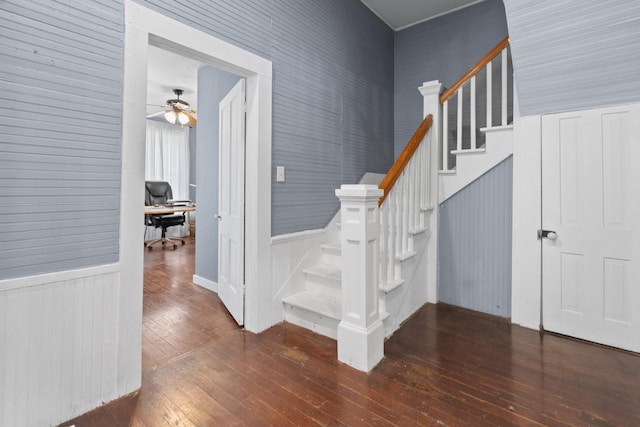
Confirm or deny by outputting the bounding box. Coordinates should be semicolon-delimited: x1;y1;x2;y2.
146;1;483;117
360;0;484;31
146;45;204;116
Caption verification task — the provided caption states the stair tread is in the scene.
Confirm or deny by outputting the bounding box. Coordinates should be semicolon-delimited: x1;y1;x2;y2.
283;289;341;320
480;124;513;133
451;147;486;155
396;251;416;262
320;242;341;251
380;278;405;293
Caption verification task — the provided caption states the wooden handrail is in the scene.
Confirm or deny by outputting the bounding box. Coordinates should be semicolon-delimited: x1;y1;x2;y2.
439;36;509;104
378;114;433;206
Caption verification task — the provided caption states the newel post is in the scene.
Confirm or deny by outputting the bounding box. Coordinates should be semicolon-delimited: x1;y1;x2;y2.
418;80;442;304
335;184;384;372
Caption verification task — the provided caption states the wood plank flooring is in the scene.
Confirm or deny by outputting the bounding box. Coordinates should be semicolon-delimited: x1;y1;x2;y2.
61;237;640;426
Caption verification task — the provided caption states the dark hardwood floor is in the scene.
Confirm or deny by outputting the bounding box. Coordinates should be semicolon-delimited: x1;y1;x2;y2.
61;237;640;426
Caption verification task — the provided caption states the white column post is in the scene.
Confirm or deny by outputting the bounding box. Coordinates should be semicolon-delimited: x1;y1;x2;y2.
335;184;384;372
418;81;442;303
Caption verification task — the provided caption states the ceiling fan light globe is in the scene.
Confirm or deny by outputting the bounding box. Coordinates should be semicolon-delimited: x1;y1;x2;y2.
164;110;177;124
178;112;190;125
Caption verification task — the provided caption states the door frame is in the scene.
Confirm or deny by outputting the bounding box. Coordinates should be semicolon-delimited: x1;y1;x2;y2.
120;0;273;391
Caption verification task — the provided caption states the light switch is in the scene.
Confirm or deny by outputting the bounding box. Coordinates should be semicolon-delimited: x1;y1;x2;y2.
276;166;285;182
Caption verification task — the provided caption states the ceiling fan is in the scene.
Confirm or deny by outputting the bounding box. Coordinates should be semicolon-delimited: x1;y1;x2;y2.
147;89;197;126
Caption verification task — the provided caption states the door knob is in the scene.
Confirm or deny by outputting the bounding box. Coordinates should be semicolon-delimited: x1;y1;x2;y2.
537;229;557;240
215;214;222;220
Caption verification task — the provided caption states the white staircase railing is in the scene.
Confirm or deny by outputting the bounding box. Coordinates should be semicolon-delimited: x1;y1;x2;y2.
440;36;511;172
379;115;433;302
334;37;510;372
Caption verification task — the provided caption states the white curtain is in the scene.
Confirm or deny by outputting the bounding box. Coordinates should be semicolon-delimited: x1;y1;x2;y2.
145;120;190;238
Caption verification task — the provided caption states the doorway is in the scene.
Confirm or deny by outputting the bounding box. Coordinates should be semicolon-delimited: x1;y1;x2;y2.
120;0;273;390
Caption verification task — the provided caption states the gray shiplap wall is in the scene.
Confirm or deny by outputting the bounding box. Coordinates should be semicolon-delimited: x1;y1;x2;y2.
1;0;394;279
504;0;640;116
0;0;123;279
438;156;513;318
394;0;508;157
141;0;395;235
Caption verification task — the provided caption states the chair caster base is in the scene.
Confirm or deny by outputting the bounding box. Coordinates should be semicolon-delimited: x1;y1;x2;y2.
144;237;185;250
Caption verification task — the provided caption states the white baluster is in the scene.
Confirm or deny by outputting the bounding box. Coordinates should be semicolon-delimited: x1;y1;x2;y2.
442;100;448;171
501;48;507;126
410;157;416;233
456;87;463;152
402;173;409;254
388;194;395;284
425;130;431;209
396;184;403;260
486;60;492;128
470;75;476;150
418;142;424;210
379;202;387;290
408;161;415;252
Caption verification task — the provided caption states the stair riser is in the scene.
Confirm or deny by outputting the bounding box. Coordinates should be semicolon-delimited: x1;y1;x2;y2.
321;251;341;268
303;271;341;292
284;305;339;340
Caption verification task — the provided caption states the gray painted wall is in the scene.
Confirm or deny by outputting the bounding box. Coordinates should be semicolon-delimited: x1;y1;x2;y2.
504;0;640;116
139;0;395;236
1;0;394;279
437;156;513;318
0;0;123;280
394;0;508;157
195;67;241;283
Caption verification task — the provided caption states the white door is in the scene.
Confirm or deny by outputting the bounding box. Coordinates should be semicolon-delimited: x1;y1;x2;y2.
218;79;246;326
542;104;640;352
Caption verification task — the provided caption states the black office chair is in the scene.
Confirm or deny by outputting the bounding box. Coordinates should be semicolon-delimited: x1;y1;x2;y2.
144;181;186;250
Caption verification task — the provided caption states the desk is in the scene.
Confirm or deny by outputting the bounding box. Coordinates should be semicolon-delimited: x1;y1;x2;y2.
144;205;196;215
144;204;196;249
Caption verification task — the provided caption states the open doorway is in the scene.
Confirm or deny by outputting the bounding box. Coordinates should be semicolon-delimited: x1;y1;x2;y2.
142;45;247;371
120;0;274;390
145;39;247;319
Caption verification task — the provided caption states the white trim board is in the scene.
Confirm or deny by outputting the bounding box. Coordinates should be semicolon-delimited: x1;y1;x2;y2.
120;0;274;394
510;114;542;330
0;263;119;293
193;275;218;293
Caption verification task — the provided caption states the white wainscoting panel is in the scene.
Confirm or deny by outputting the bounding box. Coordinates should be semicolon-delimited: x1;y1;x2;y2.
0;265;121;426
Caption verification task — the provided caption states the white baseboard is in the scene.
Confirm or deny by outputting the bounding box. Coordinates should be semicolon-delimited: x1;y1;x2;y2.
193;275;218;293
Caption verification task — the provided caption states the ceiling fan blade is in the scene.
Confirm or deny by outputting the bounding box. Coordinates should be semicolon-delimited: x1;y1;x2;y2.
146;110;165;119
184;111;197;126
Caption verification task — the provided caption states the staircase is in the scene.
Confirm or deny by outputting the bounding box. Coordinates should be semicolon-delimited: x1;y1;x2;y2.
281;36;513;370
283;116;437;343
282;240;343;339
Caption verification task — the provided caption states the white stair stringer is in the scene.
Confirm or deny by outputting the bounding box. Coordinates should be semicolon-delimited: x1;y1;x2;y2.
439;125;513;202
